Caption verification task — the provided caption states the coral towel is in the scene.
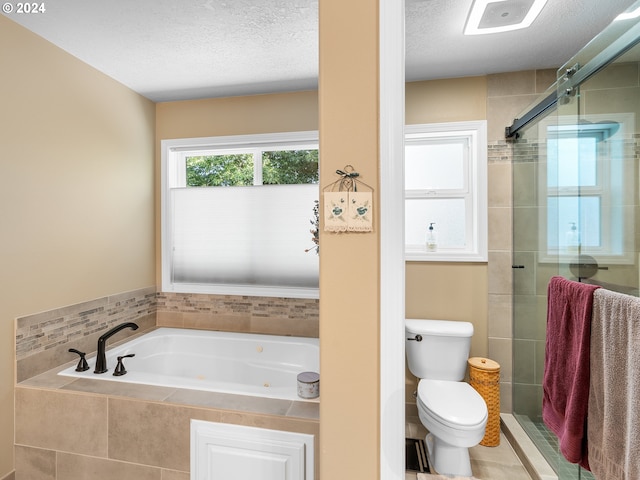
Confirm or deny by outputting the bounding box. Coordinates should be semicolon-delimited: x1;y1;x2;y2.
542;276;600;470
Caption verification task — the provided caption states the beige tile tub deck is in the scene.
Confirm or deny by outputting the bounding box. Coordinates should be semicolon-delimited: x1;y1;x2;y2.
16;365;319;479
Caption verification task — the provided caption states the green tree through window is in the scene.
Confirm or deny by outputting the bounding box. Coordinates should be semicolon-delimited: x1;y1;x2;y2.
186;154;254;186
262;150;319;184
186;150;318;186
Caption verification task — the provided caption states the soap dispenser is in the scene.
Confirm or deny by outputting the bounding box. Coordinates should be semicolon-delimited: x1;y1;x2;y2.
566;222;579;253
426;223;437;252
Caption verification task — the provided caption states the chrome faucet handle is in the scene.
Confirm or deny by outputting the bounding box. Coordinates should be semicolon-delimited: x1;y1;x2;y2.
113;354;135;377
68;348;90;372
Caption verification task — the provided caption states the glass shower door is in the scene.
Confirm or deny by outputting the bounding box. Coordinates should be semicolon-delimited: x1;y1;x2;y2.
512;100;566;475
513;26;640;479
553;61;637;294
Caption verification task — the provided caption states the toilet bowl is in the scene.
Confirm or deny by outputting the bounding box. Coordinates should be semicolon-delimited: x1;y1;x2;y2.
416;379;487;476
405;318;489;477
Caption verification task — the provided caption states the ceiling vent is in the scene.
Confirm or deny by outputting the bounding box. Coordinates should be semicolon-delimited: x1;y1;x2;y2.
464;0;548;35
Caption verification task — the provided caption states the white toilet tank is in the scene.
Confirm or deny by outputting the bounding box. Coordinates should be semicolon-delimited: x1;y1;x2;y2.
405;319;473;381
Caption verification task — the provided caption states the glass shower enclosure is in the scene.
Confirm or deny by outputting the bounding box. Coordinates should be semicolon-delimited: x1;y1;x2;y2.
510;5;640;479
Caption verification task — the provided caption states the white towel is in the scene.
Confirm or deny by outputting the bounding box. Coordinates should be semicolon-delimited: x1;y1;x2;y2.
588;288;640;480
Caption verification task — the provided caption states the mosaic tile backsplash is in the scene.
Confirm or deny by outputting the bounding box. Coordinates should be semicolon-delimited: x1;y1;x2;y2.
16;288;320;382
15;287;157;381
156;292;319;338
15;287;157;361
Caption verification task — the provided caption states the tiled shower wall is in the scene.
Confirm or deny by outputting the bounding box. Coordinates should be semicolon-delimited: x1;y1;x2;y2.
486;68;640;413
486;69;558;413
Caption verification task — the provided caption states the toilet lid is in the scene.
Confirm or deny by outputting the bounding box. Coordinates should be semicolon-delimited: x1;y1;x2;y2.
417;379;487;428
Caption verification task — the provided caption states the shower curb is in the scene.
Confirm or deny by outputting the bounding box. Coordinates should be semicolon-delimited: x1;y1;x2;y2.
501;414;558;480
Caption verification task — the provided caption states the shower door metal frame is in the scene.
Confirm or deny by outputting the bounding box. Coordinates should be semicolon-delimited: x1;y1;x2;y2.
506;15;640;140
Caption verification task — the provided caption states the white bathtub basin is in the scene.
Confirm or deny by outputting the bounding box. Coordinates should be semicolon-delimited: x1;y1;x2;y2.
59;327;320;401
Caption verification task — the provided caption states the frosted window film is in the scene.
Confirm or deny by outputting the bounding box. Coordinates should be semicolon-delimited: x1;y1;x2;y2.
171;184;319;288
547;196;601;249
547;136;598;187
405;142;465;190
405;198;467;248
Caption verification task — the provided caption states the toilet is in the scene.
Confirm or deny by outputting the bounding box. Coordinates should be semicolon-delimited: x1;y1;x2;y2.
405;318;488;477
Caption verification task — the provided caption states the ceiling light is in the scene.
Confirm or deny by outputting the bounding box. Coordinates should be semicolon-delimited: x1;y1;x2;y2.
464;0;548;35
615;6;640;21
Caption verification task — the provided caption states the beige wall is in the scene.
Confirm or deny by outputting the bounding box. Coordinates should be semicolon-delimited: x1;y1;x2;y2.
319;0;380;478
406;77;488;125
404;76;490;404
155;91;319;139
405;76;489;357
0;16;156;477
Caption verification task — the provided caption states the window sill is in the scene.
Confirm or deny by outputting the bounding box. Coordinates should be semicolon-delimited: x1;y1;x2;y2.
538;252;635;266
164;282;319;300
405;251;487;263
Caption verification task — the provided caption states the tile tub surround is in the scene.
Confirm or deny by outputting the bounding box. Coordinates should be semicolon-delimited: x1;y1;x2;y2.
15;287;157;382
156;292;320;338
16;289;320;383
14;290;320;479
16;365;319;480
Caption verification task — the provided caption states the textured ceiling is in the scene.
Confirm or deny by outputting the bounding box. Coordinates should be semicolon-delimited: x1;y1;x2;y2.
405;0;638;82
2;0;638;102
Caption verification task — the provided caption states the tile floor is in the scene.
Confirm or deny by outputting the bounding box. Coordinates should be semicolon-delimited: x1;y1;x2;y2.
406;414;532;480
515;414;591;480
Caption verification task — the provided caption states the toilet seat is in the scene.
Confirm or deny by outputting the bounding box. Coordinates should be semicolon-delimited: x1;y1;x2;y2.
417;379;487;429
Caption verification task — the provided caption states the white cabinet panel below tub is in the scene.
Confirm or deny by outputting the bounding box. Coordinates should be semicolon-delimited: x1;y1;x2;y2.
191;420;314;480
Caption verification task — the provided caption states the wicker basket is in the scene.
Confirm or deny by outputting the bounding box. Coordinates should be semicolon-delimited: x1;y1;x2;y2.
468;357;501;447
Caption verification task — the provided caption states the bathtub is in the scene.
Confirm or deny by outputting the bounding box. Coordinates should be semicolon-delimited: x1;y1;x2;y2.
58;327;320;401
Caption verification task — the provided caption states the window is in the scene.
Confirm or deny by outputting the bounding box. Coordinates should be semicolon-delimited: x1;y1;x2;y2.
162;131;319;299
183;149;319;186
540;114;634;264
404;121;487;262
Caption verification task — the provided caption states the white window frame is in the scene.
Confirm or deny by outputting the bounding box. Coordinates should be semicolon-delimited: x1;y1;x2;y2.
538;113;634;265
161;131;320;298
404;120;488;262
